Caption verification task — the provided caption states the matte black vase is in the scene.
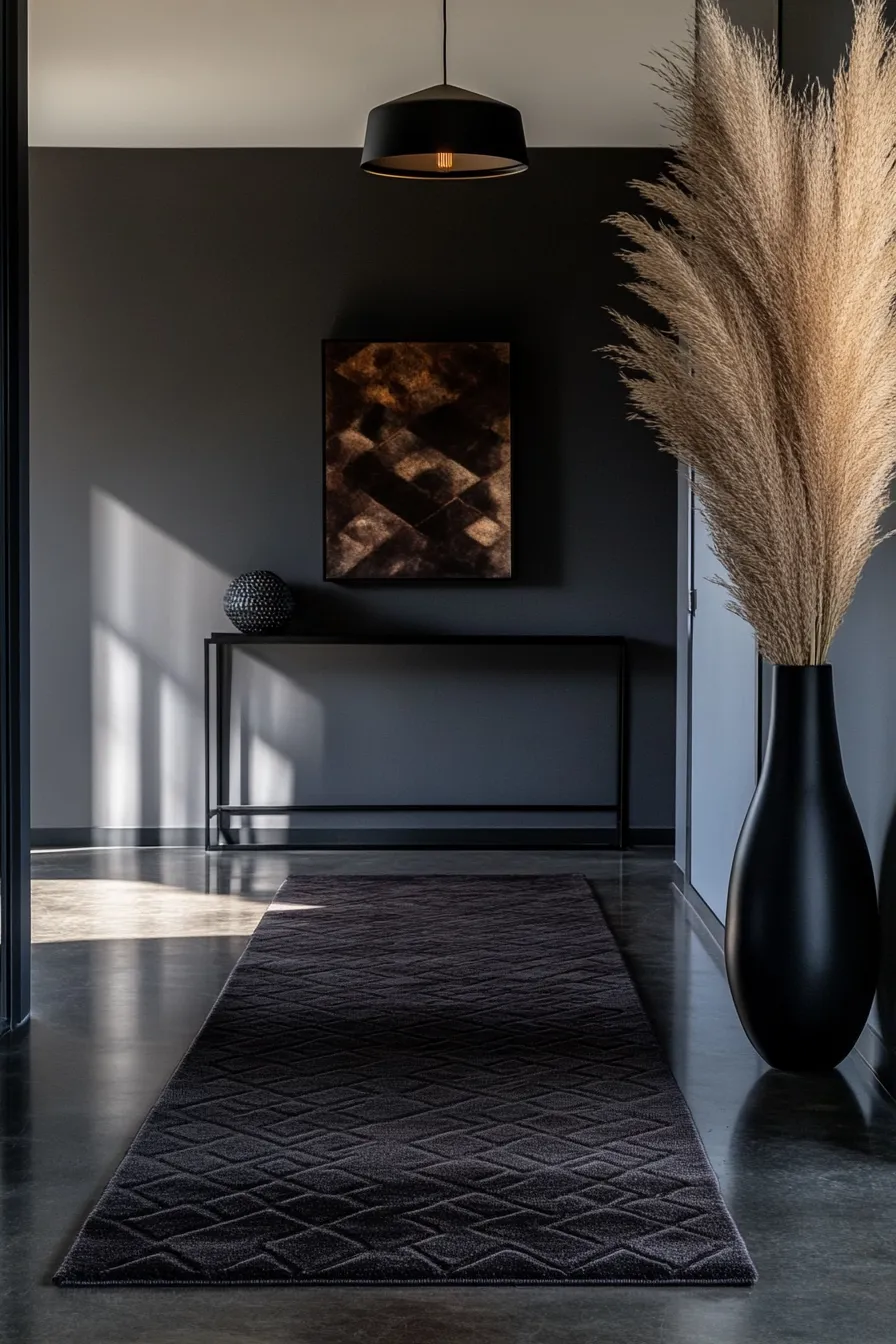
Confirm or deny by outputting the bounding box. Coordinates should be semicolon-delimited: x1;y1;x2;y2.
726;664;879;1072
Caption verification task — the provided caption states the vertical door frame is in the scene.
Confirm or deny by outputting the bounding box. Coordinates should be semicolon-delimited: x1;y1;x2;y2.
684;470;696;884
0;0;30;1034
684;481;764;901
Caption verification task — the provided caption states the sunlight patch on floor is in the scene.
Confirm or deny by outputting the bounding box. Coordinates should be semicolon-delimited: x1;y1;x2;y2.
31;878;272;943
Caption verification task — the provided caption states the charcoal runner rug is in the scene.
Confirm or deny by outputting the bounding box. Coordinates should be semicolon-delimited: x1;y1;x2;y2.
56;875;756;1286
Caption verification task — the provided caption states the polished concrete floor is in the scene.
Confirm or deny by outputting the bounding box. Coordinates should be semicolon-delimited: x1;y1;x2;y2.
2;847;896;1343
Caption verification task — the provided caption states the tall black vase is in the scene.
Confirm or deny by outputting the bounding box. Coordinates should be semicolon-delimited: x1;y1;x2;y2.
725;664;879;1072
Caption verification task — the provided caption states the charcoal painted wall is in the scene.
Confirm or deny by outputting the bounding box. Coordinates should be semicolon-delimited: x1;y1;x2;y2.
29;148;676;842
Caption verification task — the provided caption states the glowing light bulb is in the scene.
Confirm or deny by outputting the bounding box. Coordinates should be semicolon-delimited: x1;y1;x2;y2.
437;151;454;171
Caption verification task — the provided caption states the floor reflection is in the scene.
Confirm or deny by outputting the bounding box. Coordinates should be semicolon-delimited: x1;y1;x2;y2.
732;1068;871;1154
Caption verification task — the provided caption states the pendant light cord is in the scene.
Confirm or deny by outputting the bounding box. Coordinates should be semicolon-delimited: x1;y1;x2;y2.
442;0;448;84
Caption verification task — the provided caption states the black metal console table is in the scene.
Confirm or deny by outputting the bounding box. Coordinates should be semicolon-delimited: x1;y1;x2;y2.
204;634;629;851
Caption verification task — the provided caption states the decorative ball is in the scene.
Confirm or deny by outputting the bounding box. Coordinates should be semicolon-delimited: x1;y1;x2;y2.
223;570;295;635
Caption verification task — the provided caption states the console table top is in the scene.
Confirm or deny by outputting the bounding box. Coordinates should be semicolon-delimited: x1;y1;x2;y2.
207;632;626;646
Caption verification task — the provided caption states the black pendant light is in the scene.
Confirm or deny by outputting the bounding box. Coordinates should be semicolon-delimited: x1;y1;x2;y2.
361;0;528;180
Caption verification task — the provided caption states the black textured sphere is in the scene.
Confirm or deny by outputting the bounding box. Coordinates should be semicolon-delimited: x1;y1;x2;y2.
223;571;294;635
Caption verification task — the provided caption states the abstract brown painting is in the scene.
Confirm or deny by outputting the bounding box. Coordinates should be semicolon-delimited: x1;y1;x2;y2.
324;341;512;579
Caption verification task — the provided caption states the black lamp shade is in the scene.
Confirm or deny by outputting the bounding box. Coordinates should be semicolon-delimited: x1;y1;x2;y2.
361;83;528;179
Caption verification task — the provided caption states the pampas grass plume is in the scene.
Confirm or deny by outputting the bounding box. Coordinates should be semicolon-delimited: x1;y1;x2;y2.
607;0;896;665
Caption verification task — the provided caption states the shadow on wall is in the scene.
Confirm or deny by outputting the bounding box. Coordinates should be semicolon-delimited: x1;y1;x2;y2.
90;489;315;833
88;489;670;836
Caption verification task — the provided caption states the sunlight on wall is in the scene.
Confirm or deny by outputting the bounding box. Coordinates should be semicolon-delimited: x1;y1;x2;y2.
159;673;192;830
231;655;324;809
92;625;141;828
248;734;295;808
92;487;228;685
91;489;324;829
91;488;226;829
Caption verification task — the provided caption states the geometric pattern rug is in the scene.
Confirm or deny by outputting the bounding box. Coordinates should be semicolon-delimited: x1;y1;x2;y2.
56;875;756;1286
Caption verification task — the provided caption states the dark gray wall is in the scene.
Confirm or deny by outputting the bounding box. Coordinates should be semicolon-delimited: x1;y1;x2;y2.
780;0;851;88
29;148;676;840
719;0;778;33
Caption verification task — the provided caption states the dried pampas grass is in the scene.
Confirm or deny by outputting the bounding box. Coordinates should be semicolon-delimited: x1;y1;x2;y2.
607;0;896;665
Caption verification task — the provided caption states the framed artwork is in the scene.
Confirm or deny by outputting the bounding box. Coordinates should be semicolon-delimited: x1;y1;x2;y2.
323;340;512;580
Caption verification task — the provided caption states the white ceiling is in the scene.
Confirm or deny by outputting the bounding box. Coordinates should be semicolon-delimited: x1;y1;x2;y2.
28;0;693;148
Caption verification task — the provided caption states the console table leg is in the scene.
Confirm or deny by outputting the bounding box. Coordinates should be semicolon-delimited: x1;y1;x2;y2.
216;642;235;846
204;639;212;850
616;642;629;850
